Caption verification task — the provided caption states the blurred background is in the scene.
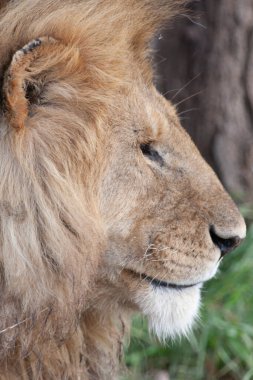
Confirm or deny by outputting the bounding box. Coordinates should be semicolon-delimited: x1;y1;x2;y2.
123;1;253;379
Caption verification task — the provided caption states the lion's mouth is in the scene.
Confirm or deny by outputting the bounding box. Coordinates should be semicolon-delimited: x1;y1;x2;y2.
141;274;198;290
126;269;199;290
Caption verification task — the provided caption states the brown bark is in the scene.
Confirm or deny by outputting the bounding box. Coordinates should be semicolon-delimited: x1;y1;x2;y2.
155;0;253;200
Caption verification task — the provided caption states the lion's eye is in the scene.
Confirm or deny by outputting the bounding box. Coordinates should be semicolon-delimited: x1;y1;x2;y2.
140;143;164;166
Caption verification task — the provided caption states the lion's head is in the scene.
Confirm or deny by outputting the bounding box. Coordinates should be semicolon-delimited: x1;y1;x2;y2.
0;0;246;378
95;83;246;339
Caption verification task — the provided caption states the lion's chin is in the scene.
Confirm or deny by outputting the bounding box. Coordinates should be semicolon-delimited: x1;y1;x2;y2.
135;284;202;341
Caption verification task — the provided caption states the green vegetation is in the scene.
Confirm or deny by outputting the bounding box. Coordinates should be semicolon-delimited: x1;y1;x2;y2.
123;210;253;380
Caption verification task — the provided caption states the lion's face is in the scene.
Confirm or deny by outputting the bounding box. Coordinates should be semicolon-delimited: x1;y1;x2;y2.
97;83;246;339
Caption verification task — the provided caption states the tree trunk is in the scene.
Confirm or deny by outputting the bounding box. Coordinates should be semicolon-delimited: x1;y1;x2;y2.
155;0;253;200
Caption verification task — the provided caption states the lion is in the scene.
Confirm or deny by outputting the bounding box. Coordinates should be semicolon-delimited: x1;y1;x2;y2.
0;0;246;379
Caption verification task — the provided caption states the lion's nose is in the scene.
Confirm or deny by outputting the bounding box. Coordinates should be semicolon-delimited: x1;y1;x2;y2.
209;226;243;257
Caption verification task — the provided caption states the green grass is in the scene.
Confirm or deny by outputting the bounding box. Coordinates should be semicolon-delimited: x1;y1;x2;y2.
123;215;253;380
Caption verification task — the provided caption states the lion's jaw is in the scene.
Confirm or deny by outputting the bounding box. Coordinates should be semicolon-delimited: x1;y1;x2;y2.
124;259;219;340
99;251;219;341
135;284;202;340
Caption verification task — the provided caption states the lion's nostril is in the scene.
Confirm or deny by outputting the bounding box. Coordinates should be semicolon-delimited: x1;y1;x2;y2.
209;227;242;257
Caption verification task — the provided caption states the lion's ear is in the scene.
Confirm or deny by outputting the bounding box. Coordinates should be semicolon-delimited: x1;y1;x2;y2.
2;36;79;129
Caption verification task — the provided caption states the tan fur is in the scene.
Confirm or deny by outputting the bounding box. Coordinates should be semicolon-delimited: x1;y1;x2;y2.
0;1;245;379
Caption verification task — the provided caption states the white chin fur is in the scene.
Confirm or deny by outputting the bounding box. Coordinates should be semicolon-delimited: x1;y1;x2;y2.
135;285;201;341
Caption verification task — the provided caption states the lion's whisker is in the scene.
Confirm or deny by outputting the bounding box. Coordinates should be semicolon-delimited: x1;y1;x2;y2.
175;90;203;108
171;73;201;101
